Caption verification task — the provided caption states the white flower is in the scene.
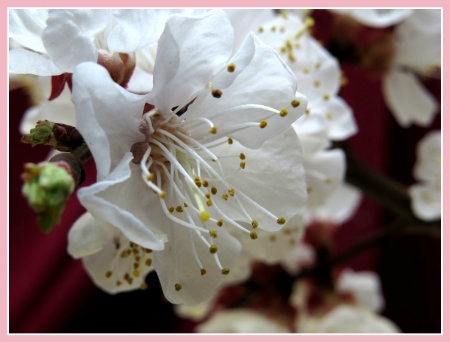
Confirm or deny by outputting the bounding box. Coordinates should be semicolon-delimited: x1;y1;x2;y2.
196;308;290;333
336;268;384;312
409;131;441;221
299;305;400;333
68;212;155;293
383;9;441;127
174;293;217;322
331;9;414;28
9;9;188;76
70;10;307;305
280;241;315;276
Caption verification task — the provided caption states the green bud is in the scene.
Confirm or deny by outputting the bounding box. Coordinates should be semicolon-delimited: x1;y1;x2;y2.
22;162;75;232
21;120;56;147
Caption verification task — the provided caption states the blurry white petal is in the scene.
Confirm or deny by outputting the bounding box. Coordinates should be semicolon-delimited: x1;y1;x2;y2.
9;9;48;53
9;49;63;76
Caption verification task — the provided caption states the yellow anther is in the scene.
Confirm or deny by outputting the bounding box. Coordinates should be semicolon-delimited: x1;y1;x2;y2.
105;271;112;278
199;211;211;222
291;99;300;108
147;173;154;181
227;63;236;72
209;244;218;254
212;89;222;98
259;120;268;128
288;53;296;62
239;153;246;160
184;203;188;207
205;193;211;199
200;268;207;276
307;186;313;193
271;25;276;32
228;137;233;144
221;268;230;275
202;180;209;187
211;186;218;195
217;219;223;227
306;17;315;27
210;126;217;134
280;108;289;117
145;258;152;266
175;283;182;291
228;188;235;197
144;248;152;253
222;193;229;200
324;178;332;184
258;26;264;33
280;10;288;19
176;206;184;213
240;162;246;169
269;235;276;242
303;68;310;74
140;283;148;290
249;231;258;240
283;228;292;235
251;220;258;229
209;229;218;238
168;206;174;213
195;180;202;187
305;108;310;114
206;199;213;207
280;46;287;53
277;217;286;225
314;80;321;87
116;281;122;287
326;113;333;120
158;191;166;198
133;270;140;277
323;94;330;100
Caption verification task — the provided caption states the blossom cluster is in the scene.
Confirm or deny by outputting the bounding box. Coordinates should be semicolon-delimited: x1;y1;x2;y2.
9;8;441;334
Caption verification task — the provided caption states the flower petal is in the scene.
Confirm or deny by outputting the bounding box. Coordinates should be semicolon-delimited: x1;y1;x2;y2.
78;153;166;250
383;69;437;127
42;10;109;72
409;184;441;221
332;9;413;27
107;10;189;53
149;10;234;114
72;62;146;180
188;33;307;149
9;9;48;53
9;49;63;76
67;212;114;258
153;221;241;305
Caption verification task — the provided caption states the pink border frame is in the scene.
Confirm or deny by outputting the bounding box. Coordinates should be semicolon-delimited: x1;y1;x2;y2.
3;1;446;340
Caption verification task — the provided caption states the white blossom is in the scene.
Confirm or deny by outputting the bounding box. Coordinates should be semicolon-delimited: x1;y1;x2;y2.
331;9;414;28
69;10;307;305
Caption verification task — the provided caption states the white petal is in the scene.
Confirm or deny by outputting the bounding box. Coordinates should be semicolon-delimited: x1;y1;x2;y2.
308;96;358;140
232;212;304;264
409;184;441;221
292;114;330;157
413;131;441;185
197;309;290;333
174;294;216;321
82;230;155;294
108;10;188;53
9;49;63;76
304;149;345;208
71;62;146;179
383;69;436;127
9;9;48;53
150;10;234;114
67;212;114;258
281;242;315;276
78;153;166;250
209;126;306;232
153;222;241;305
336;269;384;312
188;33;307;149
42;10;109;72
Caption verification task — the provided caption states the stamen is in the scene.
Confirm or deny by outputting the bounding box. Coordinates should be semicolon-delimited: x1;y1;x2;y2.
221;268;230;275
175;283;182;291
227;63;236;72
209;244;218;254
250;231;258;240
209;229;218;238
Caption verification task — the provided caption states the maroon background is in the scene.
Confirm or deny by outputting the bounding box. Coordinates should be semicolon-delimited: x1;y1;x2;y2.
8;21;441;333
